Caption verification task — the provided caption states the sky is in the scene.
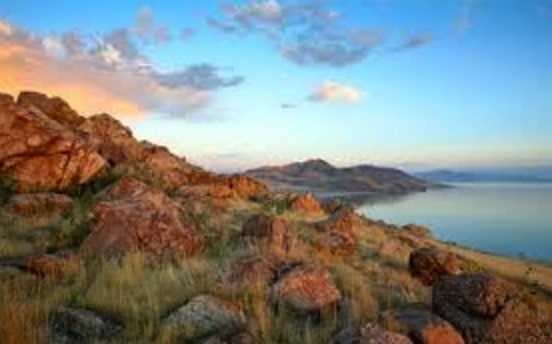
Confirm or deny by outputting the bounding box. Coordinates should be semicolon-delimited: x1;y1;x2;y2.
0;0;551;172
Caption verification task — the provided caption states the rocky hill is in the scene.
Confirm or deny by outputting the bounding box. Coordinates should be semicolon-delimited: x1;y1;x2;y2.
245;159;443;199
0;91;550;344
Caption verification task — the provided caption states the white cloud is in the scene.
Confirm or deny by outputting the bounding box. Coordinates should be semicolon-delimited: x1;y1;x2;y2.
308;80;364;104
0;20;12;36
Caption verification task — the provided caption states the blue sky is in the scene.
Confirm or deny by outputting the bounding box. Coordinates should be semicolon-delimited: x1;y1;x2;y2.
0;0;551;171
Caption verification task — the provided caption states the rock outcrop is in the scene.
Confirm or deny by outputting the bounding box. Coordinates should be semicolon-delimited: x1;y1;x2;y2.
289;192;324;214
82;178;203;258
0;93;107;192
409;247;459;286
314;209;357;255
50;306;122;343
161;295;247;342
26;252;80;279
330;323;413;344
241;214;293;253
433;273;548;343
270;263;341;314
382;304;464;344
77;113;212;189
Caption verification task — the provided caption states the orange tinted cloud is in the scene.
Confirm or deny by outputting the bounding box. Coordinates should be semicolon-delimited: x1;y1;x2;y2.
0;32;209;118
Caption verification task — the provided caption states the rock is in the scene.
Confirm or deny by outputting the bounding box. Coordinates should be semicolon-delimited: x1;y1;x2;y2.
401;224;432;238
26;252;80;279
0;94;106;192
2;193;73;216
322;199;355;215
161;295;247;342
221;175;268;200
433;273;548;343
77;114;212;189
241;214;293;253
82;178;203;258
50;306;122;343
330;323;413;344
409;248;459;286
314;209;357;255
17;91;83;127
270;264;341;314
289;193;324;214
223;255;286;288
201;331;258;344
382;304;464;344
0;93;14;104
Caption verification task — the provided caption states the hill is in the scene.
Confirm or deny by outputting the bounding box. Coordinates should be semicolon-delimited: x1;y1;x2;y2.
0;91;550;343
245;159;444;198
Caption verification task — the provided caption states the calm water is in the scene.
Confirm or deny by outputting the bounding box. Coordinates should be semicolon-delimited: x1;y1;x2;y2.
359;183;552;261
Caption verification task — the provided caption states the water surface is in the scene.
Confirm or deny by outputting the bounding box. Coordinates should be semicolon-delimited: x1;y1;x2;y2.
359;183;552;261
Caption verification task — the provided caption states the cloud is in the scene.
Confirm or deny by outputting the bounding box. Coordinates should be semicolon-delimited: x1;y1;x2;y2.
210;0;382;67
0;16;242;118
308;81;364;104
154;64;245;91
391;32;435;52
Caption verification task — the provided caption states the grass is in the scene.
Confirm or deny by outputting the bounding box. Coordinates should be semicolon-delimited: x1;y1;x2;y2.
1;188;551;343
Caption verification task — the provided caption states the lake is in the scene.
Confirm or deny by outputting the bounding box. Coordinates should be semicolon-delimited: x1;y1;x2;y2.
359;183;552;261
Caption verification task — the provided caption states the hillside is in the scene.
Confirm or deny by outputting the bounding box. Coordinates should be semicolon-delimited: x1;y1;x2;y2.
245;159;443;198
0;91;550;343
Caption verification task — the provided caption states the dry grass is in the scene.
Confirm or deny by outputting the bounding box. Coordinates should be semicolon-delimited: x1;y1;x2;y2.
1;196;550;343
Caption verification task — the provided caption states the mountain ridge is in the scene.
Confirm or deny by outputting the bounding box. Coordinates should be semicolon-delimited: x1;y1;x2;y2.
245;158;444;198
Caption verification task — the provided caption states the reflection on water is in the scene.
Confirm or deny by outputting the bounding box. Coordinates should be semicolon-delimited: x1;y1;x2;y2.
358;183;552;261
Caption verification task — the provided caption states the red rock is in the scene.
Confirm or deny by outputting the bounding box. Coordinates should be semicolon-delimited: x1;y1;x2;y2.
433;273;548;344
409;247;459;286
26;252;80;279
3;193;73;216
17;91;83;127
314;209;357;255
289;192;324;214
270;264;341;314
220;175;268;200
382;304;465;344
241;214;294;253
0;93;106;192
331;323;413;344
78;114;213;189
82;178;203;258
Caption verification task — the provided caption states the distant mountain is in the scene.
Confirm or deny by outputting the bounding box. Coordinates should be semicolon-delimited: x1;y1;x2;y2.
245;159;443;197
415;168;552;183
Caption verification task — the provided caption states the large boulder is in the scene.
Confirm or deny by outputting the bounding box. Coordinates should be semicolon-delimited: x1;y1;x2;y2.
77;114;213;189
17;91;83;127
330;323;413;344
289;193;324;214
82;178;203;258
409;247;459;286
314;209;357;255
241;214;294;253
382;304;464;344
161;295;247;342
433;273;548;343
50;306;122;343
270;264;341;314
0;92;106;192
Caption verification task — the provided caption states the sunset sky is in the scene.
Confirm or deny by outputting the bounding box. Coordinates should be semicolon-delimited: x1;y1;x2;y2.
0;0;551;171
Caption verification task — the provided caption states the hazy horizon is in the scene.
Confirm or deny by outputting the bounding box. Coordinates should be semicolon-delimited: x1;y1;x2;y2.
1;0;551;171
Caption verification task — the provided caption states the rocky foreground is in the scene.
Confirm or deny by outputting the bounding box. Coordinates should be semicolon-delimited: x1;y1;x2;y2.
0;91;551;343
